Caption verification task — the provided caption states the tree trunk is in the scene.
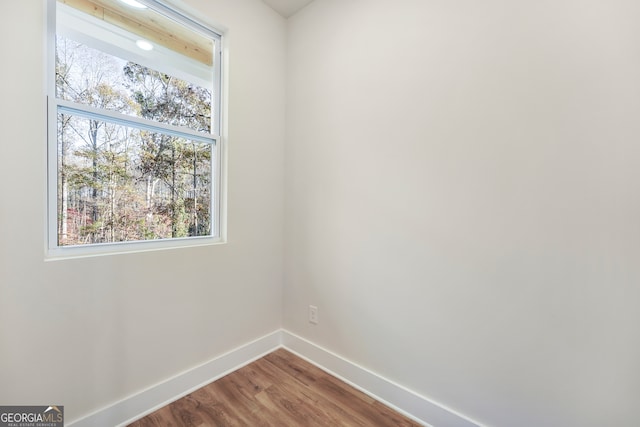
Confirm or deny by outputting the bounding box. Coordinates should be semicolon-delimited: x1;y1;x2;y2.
89;119;99;227
59;114;68;243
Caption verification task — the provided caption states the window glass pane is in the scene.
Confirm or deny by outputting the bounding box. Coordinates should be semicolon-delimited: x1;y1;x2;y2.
57;112;213;246
56;35;212;133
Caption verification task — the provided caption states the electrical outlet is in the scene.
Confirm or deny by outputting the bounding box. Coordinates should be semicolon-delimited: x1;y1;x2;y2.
309;305;319;324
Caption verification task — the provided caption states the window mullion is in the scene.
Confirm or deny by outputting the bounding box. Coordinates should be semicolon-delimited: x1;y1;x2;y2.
56;99;217;145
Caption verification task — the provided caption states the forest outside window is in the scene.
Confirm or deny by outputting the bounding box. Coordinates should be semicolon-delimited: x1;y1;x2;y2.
48;0;223;256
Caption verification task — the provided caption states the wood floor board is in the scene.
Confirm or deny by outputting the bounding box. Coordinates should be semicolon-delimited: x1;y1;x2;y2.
128;349;422;427
265;350;376;405
263;351;398;427
254;358;346;426
251;357;368;426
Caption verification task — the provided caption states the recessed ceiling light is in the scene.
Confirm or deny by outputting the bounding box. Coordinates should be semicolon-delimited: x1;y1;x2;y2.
119;0;148;9
136;40;154;51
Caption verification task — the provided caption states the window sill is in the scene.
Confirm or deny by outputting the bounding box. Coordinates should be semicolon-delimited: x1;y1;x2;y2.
45;236;226;261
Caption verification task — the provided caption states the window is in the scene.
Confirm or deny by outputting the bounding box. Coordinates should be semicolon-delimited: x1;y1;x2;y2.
47;0;223;257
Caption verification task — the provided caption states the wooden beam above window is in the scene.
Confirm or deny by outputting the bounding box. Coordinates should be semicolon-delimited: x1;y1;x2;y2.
58;0;214;66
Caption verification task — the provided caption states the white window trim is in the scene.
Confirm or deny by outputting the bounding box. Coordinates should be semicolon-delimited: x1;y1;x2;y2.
45;0;227;260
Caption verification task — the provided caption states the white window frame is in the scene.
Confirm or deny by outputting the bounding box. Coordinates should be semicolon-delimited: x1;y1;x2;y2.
46;0;225;259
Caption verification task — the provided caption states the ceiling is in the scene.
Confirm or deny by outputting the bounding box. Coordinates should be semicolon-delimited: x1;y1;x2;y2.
261;0;315;18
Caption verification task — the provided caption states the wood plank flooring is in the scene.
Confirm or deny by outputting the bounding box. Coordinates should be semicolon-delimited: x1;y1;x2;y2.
128;348;422;427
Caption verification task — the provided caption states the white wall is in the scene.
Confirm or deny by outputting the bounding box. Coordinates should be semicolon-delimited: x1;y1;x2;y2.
284;1;640;426
0;0;285;423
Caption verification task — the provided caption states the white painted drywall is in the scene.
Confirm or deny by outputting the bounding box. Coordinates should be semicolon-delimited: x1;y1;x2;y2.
0;0;285;423
284;1;640;426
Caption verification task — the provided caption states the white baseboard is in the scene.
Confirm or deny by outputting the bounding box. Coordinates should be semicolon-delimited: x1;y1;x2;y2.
281;330;483;427
68;329;482;427
67;330;282;427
